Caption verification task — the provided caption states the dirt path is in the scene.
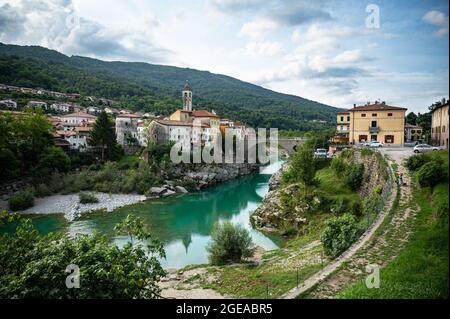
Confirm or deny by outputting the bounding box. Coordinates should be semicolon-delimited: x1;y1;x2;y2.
296;148;416;299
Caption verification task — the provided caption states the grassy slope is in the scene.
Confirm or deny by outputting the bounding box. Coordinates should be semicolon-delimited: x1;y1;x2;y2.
338;151;449;299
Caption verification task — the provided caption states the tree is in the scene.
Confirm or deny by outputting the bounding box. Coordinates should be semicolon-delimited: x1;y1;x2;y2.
37;146;71;173
89;111;118;161
282;143;317;185
417;112;432;138
0;214;166;298
207;221;255;265
406;112;417;125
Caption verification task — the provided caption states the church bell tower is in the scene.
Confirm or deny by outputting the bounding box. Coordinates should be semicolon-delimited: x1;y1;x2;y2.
182;80;192;111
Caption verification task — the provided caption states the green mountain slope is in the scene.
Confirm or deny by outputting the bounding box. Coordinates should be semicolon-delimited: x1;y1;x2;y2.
0;43;338;130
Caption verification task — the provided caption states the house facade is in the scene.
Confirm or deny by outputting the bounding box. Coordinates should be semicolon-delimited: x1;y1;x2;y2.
61;112;97;129
431;98;449;149
405;123;423;142
50;103;71;113
0;99;17;109
346;102;407;146
116;114;142;145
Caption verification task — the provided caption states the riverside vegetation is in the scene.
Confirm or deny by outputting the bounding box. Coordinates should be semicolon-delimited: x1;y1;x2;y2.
163;140;393;298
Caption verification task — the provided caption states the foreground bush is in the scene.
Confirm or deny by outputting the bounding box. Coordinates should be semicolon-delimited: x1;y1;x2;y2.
207;221;255;265
0;214;166;298
321;214;362;258
405;154;430;171
78;192;99;204
8;190;34;211
417;161;445;188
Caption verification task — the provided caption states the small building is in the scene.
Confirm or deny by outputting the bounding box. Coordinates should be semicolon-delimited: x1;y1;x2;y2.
61;112;97;129
405;123;423;142
50;103;71;113
115;114;142;145
431;98;449;148
27;101;47;109
0;99;17;109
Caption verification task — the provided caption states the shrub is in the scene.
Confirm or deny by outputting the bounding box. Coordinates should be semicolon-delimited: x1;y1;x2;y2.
362;195;382;217
331;156;348;174
78;192;99;204
34;183;51;197
207;221;255;265
417;161;444;188
405;154;430;171
361;148;374;157
373;185;383;195
344;163;365;191
282;143;317;185
8;190;34;211
321;214;362;258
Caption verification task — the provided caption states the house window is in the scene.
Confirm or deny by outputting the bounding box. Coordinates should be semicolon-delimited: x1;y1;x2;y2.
361;114;366;117
385;135;394;144
347;116;350;121
359;135;367;142
340;116;344;122
371;135;378;141
372;113;377;117
411;130;415;134
371;120;377;127
388;113;393;116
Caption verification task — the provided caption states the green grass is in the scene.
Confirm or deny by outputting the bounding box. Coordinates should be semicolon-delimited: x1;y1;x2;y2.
337;179;449;299
315;167;361;203
116;155;140;169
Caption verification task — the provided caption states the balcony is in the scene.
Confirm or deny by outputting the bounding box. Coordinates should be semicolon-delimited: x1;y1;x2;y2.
369;126;379;133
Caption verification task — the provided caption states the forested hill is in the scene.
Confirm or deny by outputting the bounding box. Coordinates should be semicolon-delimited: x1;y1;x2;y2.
0;43;338;130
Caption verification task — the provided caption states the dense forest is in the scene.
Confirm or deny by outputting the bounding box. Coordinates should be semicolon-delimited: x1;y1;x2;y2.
0;43;339;131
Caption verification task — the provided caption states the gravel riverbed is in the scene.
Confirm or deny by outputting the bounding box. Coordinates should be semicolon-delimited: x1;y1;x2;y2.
22;193;147;221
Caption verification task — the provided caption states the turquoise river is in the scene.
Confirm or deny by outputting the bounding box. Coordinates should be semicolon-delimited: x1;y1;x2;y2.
0;161;283;269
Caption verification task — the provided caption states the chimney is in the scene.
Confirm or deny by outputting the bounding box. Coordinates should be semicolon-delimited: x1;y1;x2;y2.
442;98;446;105
375;101;379;104
353;103;356;107
382;101;386;105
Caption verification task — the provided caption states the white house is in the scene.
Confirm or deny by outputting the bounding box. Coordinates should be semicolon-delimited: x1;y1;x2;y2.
61;112;97;129
50;103;71;113
0;99;17;109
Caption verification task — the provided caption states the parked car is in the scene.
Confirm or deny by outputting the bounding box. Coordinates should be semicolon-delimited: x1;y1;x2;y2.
327;152;336;159
413;144;441;153
369;141;383;148
314;148;328;158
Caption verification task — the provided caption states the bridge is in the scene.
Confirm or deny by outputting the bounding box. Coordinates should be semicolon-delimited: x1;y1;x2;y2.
270;138;306;155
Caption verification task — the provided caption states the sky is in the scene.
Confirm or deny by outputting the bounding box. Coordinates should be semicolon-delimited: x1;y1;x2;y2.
0;0;448;113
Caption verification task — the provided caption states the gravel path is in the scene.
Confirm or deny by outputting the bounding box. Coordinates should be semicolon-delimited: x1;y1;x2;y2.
23;192;146;221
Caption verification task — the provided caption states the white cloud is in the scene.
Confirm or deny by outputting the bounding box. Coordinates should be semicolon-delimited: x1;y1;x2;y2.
239;18;278;38
423;10;449;37
244;41;282;57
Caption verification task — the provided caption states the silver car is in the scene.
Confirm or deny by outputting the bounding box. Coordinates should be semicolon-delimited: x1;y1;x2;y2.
413;144;440;153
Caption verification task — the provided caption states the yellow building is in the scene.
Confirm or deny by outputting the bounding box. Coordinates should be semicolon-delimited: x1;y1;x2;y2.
344;102;407;146
431;99;449;149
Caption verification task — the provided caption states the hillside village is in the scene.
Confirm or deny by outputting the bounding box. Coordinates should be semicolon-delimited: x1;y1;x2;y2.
0;81;255;153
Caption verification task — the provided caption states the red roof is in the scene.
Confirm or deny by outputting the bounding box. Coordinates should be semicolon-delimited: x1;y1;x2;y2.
347;103;407;112
337;111;350;115
191;110;219;118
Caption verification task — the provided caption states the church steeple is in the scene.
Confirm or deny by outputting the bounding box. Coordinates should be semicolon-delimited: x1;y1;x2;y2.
182;80;192;111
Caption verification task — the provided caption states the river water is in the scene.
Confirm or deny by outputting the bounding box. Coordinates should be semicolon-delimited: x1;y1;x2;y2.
0;161;283;269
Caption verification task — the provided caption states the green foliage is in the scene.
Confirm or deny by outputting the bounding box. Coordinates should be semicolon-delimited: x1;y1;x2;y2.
8;190;34;211
0;214;166;298
405;154;431;171
417;161;445;188
330;156;348;174
344;163;365;191
405;112;418;125
0;148;20;181
88;111;117;161
207;221;255;265
321;214;362;258
78;192;99;204
360;148;374;157
282;143;317;185
37;146;71;173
